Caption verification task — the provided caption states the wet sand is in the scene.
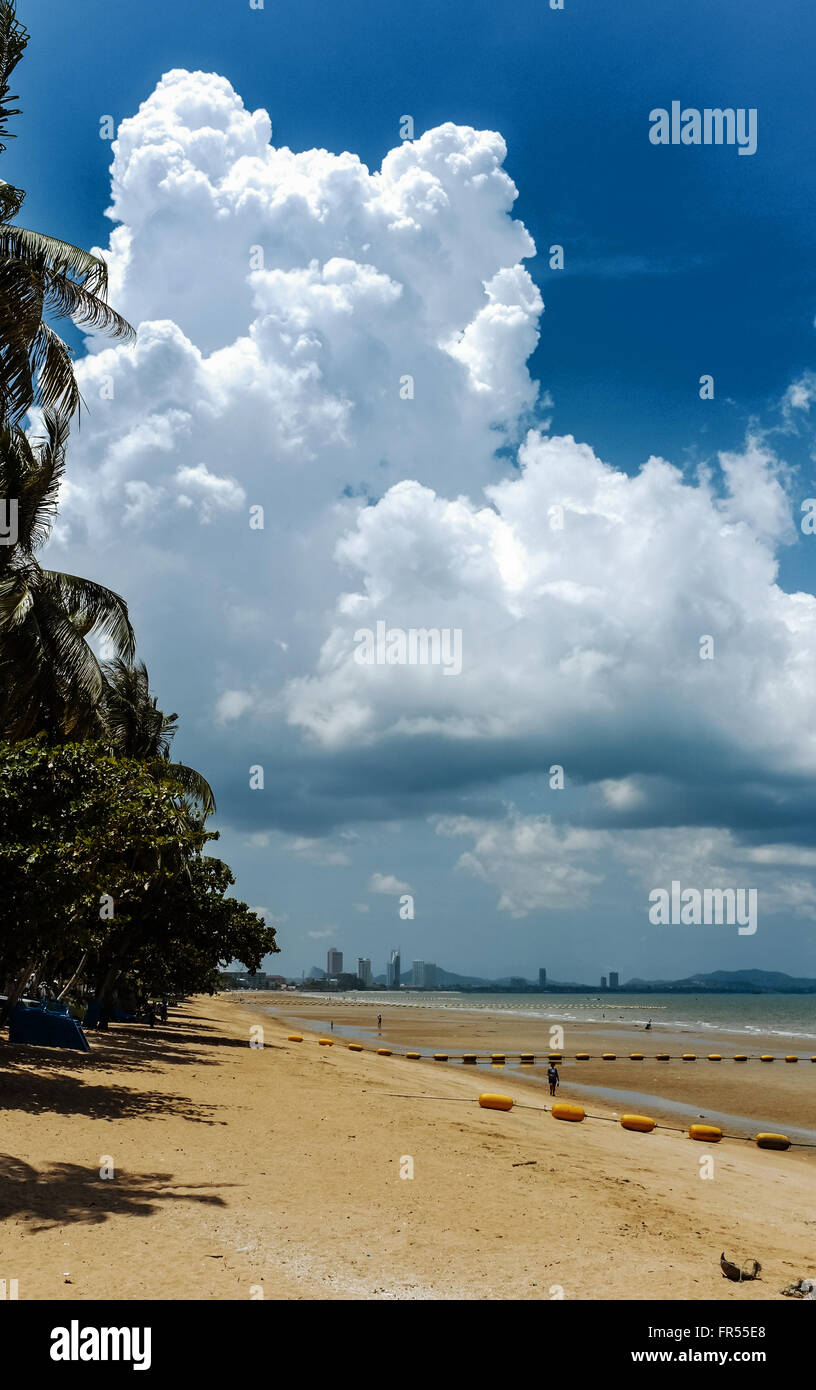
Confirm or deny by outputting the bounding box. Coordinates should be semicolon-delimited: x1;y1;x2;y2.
272;995;816;1138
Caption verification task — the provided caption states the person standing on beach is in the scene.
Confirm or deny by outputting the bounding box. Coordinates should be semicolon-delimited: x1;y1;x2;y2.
547;1063;559;1097
377;1013;382;1032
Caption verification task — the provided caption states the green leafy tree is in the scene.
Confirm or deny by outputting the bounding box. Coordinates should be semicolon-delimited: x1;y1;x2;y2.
108;856;277;1000
0;740;204;1021
0;741;274;1030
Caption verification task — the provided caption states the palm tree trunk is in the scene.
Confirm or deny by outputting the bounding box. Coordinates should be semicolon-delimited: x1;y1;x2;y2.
1;956;37;1033
57;951;87;1001
93;934;134;1029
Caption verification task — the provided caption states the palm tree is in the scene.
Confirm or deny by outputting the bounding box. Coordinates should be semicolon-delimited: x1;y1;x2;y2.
102;657;216;815
0;3;134;425
0;412;135;739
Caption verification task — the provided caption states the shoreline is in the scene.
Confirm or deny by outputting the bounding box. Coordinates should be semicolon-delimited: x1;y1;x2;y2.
264;995;816;1140
274;989;816;1043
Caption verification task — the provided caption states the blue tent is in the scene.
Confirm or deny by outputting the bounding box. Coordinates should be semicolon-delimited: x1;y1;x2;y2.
82;1001;133;1029
10;1000;91;1051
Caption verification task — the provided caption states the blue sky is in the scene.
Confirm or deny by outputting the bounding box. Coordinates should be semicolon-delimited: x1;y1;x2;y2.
11;0;816;981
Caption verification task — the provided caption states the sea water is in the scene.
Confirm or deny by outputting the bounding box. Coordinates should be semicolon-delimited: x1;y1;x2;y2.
303;990;816;1041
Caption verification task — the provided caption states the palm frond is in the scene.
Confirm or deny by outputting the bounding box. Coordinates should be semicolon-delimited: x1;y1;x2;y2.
151;758;216;816
0;569;34;626
0;180;24;219
0;226;134;421
0;412;69;560
42;269;135;340
39;570;136;662
28;321;81;417
0;2;28;152
101;657;177;758
0;225;111;294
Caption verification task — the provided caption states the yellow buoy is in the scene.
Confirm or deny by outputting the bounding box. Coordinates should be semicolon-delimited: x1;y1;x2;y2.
462;1053;477;1064
406;1051;421;1059
656;1053;670;1060
376;1047;392;1056
347;1043;363;1051
733;1054;748;1061
520;1054;535;1064
478;1093;514;1112
755;1132;791;1150
491;1053;506;1064
433;1053;448;1061
576;1053;590;1060
785;1055;799;1063
682;1053;696;1061
551;1103;585;1122
318;1038;333;1046
630;1053;644;1060
708;1054;723;1061
621;1114;656;1133
287;1034;303;1042
760;1054;774;1062
689;1123;722;1142
602;1053;616;1060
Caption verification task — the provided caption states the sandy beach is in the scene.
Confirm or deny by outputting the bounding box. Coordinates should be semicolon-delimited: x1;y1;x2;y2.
1;993;814;1301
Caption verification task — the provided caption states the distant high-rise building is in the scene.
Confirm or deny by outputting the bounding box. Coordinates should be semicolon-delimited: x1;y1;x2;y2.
538;968;547;989
424;963;437;989
600;975;607;990
412;960;425;988
387;947;401;989
609;971;619;990
327;948;343;975
357;957;372;987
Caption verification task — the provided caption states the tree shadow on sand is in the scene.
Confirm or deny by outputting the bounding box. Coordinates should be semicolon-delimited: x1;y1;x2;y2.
0;1068;225;1123
0;1154;236;1230
0;1015;284;1082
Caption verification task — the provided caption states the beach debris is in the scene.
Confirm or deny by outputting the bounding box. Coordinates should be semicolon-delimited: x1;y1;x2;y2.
781;1278;816;1299
512;1160;537;1167
720;1252;762;1282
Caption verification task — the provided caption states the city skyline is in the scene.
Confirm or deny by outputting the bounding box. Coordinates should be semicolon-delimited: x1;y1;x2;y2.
314;947;623;988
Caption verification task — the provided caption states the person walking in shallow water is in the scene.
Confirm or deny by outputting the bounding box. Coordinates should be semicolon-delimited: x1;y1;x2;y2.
377;1013;382;1032
547;1063;560;1097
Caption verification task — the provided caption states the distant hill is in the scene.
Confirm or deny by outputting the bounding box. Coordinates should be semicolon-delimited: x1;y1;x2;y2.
622;969;816;994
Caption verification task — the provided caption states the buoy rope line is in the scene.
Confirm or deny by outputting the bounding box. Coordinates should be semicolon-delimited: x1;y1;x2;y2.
292;1034;815;1064
383;1092;816;1150
288;1034;814;1150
